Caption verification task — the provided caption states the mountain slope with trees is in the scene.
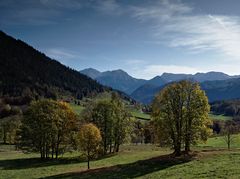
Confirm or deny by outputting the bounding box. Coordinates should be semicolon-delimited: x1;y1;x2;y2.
0;31;106;102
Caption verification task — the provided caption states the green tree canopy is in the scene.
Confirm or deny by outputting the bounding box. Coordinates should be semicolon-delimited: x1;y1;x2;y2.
21;99;78;159
81;92;132;155
152;80;211;156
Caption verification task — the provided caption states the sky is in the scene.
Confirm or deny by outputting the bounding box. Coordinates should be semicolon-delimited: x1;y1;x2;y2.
1;0;240;79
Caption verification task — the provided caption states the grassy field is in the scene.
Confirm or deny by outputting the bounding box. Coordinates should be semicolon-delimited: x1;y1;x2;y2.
0;145;169;179
208;113;232;121
197;134;240;149
2;140;240;179
130;110;151;120
69;103;85;115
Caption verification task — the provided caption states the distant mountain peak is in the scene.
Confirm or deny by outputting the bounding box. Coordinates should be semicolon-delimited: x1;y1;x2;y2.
80;68;101;79
80;68;146;94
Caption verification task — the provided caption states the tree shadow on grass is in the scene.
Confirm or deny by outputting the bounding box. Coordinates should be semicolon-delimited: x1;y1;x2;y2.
0;157;83;170
44;153;196;179
0;153;118;170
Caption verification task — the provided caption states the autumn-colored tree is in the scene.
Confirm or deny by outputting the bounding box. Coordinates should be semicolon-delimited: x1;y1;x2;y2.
111;92;132;152
21;99;78;159
0;115;21;144
0;103;22;144
77;123;102;169
82;93;132;155
152;80;211;156
51;101;78;158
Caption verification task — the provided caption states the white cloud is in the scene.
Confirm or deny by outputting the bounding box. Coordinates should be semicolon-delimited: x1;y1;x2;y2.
132;0;192;22
125;59;146;65
132;0;240;59
46;48;76;60
95;0;124;15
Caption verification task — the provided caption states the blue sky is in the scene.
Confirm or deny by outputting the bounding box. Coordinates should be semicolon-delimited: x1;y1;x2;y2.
1;0;240;79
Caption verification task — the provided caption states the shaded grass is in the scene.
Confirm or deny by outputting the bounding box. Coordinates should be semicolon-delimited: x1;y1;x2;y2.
0;145;169;179
45;153;193;179
208;113;232;121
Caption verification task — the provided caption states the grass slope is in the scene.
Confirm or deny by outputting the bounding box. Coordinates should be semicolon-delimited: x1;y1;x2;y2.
69;103;84;115
2;143;240;178
0;145;168;179
208;113;232;121
198;134;240;149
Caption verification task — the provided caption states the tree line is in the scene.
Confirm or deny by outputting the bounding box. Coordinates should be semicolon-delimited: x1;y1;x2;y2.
0;81;215;166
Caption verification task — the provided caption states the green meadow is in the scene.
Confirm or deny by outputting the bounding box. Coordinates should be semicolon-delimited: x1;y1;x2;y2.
1;135;240;179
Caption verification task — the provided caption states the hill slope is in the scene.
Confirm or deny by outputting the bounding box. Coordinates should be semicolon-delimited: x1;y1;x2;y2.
0;31;106;101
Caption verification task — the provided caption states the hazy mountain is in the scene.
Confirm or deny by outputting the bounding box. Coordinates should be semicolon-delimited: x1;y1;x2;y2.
130;71;236;103
161;71;231;82
194;72;231;82
201;78;240;102
130;84;164;104
81;67;239;103
80;68;101;79
131;78;240;104
161;73;192;82
0;31;106;101
80;69;146;94
146;76;167;86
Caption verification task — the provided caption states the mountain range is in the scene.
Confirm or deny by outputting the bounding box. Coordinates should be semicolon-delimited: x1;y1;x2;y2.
81;68;240;104
2;29;240;106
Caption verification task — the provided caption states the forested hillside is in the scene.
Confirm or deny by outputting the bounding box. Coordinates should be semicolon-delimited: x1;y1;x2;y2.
0;31;106;102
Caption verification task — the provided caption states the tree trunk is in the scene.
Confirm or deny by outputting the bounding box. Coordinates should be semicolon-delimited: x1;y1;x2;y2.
55;143;59;159
116;144;119;152
109;139;112;153
227;133;230;150
87;152;90;169
113;141;117;153
174;141;181;156
185;132;191;153
87;159;90;169
41;147;43;159
3;127;7;144
104;137;107;155
185;141;190;153
52;144;54;159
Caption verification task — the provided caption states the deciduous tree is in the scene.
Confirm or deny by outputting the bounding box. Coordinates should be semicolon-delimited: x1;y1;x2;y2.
77;123;102;169
21;99;78;159
152;80;211;156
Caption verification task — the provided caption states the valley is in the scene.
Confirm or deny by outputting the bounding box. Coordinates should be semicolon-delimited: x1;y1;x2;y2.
1;5;240;177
